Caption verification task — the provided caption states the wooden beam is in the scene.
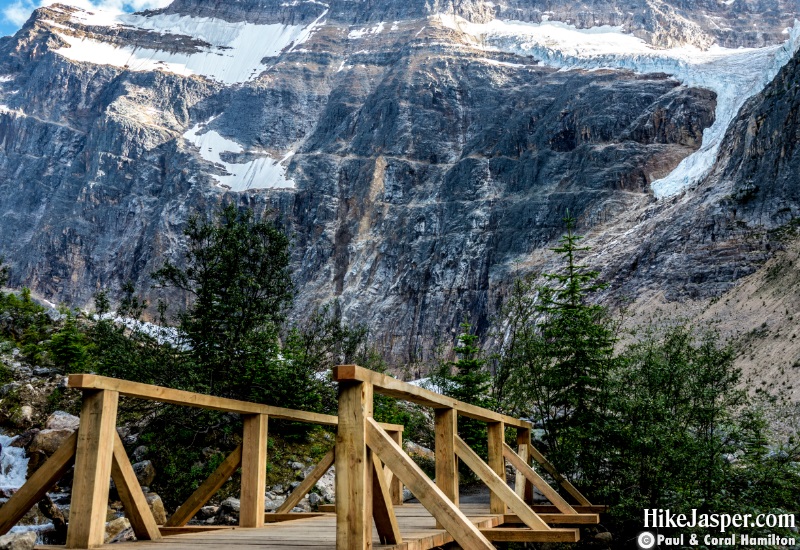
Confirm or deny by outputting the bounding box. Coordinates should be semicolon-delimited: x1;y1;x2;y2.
0;431;77;536
386;431;403;506
480;527;580;542
515;428;533;504
531;504;607;514
453;435;551;532
240;414;268;528
160;526;234;536
68;374;404;433
165;444;243;527
111;433;162;540
434;408;457;529
487;422;505;514
333;365;531;428
503;443;576;515
336;381;373;549
264;513;331;523
527;443;591;506
504;513;599;524
275;448;335;514
318;504;336;513
365;418;495;550
371;458;402;544
66;389;119;549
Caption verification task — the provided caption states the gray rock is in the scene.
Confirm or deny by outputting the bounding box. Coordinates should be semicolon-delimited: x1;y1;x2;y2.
197;506;218;520
308;493;322;507
104;517;131;544
45;411;80;431
0;531;36;550
132;445;148;462
219;497;240;514
145;493;167;525
29;429;73;456
289;461;304;471
132;460;156;487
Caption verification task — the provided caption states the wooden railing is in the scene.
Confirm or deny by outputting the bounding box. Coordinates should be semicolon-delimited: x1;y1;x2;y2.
332;364;599;548
0;374;403;549
0;368;599;549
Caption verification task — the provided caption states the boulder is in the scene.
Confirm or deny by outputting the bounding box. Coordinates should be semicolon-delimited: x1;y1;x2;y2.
197;506;218;520
104;517;131;543
132;460;156;486
0;532;36;550
29;429;73;456
145;493;167;525
219;497;240;514
45;411;79;431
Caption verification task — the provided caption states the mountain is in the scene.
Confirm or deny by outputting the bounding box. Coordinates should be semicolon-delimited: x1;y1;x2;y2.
0;0;798;370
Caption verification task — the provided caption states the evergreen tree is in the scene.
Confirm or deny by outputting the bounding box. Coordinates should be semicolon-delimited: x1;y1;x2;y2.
431;322;493;458
501;212;617;483
153;203;294;402
49;314;89;373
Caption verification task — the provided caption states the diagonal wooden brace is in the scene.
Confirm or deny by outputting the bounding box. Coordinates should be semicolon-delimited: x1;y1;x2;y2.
503;442;576;515
111;433;161;540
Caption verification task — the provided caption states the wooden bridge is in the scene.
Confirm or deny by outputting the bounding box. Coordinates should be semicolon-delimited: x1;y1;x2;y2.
0;365;603;549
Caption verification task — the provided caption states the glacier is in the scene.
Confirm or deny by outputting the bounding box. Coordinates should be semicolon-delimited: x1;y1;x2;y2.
183;120;296;191
438;16;800;198
50;8;328;84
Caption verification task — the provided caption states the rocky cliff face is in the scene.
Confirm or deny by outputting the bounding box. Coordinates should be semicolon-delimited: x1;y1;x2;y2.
0;0;798;363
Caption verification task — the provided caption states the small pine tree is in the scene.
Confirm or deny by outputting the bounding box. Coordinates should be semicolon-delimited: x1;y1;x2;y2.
50;314;90;373
432;322;493;458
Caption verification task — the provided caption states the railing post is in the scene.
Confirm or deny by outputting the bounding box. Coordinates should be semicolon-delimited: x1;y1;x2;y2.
487;421;506;514
516;427;534;504
336;380;374;549
434;408;457;528
387;430;403;506
66;389;119;549
240;413;268;528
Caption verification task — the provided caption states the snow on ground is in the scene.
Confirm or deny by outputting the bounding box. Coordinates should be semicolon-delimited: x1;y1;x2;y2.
348;22;385;39
183;119;296;191
0;104;26;117
51;9;328;84
438;15;800;197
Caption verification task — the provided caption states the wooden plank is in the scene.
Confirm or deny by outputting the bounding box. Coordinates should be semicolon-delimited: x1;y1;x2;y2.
515;428;533;504
165;444;243;527
453;435;550;532
480;527;580;542
111;432;162;539
160;526;235;536
332;365;531;428
502;443;576;515
67;389;120;549
487;422;505;515
371;458;402;544
433;408;457;529
531;504;607;514
263;513;331;523
336;381;372;549
318;504;336;513
275;448;335;514
504;513;599;524
240;414;268;528
387;431;403;506
365;418;495;550
527;443;591;506
0;431;77;536
68;374;404;433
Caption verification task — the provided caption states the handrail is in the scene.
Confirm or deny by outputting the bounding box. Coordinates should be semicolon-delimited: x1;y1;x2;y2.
332;364;531;428
68;374;404;432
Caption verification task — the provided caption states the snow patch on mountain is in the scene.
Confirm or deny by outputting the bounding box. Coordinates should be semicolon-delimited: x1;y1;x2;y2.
348;22;385;39
183;119;296;191
438;16;800;197
51;8;327;83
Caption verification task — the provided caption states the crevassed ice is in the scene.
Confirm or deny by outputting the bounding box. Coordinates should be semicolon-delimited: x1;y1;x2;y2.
438;15;800;198
52;9;328;84
183;119;296;191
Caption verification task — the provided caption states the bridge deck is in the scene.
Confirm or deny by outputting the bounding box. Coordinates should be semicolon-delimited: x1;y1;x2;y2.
38;504;502;550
